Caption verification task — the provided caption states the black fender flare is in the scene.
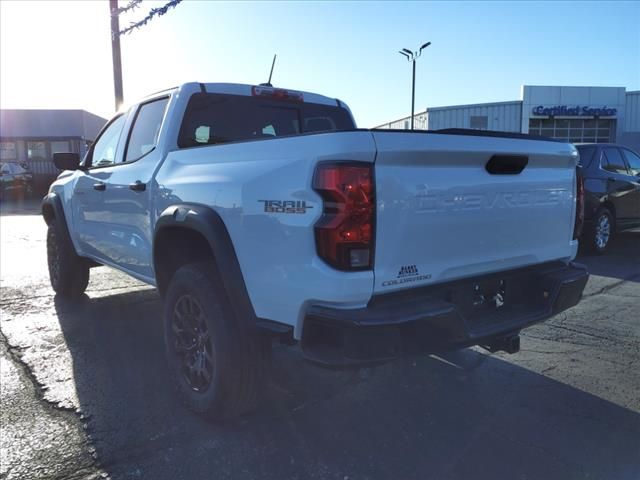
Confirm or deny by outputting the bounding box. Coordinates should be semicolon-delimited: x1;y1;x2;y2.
42;193;99;266
41;192;75;249
154;203;258;326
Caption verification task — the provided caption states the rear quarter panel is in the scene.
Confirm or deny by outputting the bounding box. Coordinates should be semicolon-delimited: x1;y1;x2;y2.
153;131;377;336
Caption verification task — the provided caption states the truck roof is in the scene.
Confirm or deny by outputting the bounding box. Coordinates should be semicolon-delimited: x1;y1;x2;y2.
142;82;341;108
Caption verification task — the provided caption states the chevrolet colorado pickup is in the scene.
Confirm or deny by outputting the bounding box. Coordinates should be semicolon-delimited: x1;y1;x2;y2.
44;82;589;419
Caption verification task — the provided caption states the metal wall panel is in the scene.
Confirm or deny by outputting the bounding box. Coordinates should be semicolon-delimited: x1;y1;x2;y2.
625;91;640;132
426;101;522;132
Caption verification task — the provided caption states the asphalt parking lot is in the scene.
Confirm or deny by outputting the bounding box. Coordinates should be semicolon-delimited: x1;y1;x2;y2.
1;199;639;480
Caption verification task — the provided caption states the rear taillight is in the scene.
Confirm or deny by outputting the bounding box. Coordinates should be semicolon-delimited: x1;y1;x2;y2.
313;162;375;270
573;170;585;240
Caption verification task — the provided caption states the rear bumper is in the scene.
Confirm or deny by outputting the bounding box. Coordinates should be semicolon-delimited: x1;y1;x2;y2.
301;261;589;367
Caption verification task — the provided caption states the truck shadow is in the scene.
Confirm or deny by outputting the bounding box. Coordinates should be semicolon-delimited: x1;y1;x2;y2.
577;230;640;283
54;290;640;480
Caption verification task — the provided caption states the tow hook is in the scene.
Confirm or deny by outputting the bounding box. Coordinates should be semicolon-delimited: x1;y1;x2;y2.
482;334;521;354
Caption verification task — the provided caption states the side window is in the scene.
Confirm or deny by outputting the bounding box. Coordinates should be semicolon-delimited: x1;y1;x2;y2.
602;148;628;175
576;146;596;168
90;115;127;168
0;163;11;174
622;149;640;176
125;97;169;163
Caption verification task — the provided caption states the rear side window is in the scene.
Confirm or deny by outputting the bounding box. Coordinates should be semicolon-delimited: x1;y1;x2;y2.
177;93;355;148
576;146;596;168
622;148;640;175
602;148;629;175
125;97;169;163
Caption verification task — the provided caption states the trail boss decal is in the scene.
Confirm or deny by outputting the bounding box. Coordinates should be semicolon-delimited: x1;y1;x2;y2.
382;264;432;287
259;200;314;214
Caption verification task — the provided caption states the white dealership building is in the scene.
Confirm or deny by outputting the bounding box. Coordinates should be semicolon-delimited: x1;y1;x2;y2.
376;85;640;151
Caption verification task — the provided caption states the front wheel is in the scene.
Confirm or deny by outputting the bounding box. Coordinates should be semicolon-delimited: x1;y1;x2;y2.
47;221;90;296
163;262;267;420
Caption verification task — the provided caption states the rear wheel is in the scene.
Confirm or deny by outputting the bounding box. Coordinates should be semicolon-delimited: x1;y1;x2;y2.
589;207;613;254
47;221;90;296
163;262;267;420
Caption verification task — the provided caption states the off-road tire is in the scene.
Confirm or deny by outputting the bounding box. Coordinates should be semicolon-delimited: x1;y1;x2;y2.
46;221;90;296
163;262;268;420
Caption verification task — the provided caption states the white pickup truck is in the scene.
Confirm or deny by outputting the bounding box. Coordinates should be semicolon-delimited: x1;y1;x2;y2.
44;82;589;419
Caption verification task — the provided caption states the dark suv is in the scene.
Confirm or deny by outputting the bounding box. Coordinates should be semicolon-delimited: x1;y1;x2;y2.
575;143;640;253
0;161;34;200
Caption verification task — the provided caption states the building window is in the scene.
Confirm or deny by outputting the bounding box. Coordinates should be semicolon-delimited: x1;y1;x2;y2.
27;141;47;160
0;141;17;160
528;118;613;143
50;140;70;155
404;120;409;130
470;115;488;130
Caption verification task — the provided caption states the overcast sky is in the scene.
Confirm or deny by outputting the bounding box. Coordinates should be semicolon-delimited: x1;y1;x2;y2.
1;0;639;126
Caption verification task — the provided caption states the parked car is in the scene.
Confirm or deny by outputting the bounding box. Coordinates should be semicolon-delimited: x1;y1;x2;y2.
43;82;589;420
575;143;640;253
0;161;34;200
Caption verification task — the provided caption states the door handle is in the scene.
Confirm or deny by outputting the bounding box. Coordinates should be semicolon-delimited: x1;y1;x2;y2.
93;183;106;191
129;181;146;192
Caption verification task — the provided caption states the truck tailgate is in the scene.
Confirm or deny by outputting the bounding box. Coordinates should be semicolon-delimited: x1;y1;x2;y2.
372;131;579;294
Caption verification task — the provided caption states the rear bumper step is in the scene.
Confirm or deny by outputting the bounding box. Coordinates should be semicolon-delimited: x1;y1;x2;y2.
301;261;588;367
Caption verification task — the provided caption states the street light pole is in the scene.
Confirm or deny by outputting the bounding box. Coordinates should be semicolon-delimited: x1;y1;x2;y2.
399;42;431;130
411;59;416;130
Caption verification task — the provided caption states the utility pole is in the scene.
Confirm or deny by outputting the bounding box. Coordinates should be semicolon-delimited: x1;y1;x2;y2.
399;42;431;130
109;0;124;111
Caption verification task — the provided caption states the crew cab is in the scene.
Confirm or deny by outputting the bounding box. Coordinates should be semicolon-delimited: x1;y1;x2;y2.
43;82;589;419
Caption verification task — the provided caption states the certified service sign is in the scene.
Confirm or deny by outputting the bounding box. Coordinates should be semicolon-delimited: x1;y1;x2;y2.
532;105;617;117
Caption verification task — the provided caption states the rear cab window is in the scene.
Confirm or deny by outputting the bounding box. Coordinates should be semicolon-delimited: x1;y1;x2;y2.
177;93;355;148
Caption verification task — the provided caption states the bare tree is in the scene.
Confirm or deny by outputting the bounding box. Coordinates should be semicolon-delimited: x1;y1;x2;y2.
110;0;183;110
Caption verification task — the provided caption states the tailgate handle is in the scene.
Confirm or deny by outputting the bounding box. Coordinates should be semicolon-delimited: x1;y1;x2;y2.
486;155;528;175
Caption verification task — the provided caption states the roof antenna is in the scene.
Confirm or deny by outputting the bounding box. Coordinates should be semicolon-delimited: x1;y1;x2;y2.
261;54;277;87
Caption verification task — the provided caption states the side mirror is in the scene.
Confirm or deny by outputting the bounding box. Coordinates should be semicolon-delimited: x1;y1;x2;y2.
53;152;81;170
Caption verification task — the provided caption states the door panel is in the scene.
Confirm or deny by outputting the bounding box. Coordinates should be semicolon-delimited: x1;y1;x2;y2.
601;148;637;223
92;96;170;279
100;160;155;278
72;169;115;261
72;114;128;261
620;148;640;224
72;97;169;279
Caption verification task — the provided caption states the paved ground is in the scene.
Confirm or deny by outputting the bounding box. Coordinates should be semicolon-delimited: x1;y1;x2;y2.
1;199;639;480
